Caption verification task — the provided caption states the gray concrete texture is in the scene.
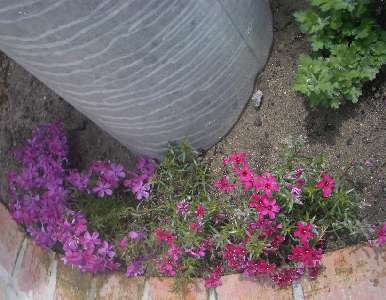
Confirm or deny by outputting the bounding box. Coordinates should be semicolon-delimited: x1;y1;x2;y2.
0;0;272;157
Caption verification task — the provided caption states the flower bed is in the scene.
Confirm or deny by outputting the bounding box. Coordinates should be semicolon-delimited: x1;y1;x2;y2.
6;123;386;292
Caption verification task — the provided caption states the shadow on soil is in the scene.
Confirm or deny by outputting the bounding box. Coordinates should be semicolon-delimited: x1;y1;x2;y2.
305;67;386;146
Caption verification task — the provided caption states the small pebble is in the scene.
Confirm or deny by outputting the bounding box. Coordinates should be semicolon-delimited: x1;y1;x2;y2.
346;138;353;145
252;89;263;109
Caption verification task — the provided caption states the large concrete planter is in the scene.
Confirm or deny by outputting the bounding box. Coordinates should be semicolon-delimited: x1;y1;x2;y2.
0;0;272;157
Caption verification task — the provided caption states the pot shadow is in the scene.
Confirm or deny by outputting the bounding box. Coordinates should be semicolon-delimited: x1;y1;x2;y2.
304;103;358;146
305;66;386;146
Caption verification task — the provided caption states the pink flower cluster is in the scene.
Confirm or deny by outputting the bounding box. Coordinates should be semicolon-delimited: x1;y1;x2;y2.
212;152;328;287
8;123;118;273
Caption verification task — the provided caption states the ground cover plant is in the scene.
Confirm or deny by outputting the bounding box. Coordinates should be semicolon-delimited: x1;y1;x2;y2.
7;122;386;291
293;0;386;108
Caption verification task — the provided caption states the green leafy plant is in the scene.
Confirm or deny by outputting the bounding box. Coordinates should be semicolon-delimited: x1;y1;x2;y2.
293;0;386;108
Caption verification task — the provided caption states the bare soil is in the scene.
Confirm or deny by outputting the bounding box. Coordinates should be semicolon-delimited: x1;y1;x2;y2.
0;0;384;225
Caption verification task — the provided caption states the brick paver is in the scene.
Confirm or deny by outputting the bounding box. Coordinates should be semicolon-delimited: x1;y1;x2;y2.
54;260;94;300
216;274;292;300
301;245;386;300
0;204;24;273
95;273;145;300
147;277;207;300
14;239;56;299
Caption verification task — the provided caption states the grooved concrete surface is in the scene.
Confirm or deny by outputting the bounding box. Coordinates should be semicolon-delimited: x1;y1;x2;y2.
0;0;272;157
1;204;386;300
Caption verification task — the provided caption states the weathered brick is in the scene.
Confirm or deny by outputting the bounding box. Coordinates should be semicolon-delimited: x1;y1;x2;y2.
216;274;292;300
54;260;94;300
95;273;145;300
147;277;207;300
0;204;24;274
301;245;386;300
14;239;55;299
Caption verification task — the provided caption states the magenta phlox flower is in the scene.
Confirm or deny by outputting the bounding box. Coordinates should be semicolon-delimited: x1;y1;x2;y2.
136;157;157;176
155;228;174;246
189;222;203;233
127;230;139;240
81;232;101;253
248;193;266;211
195;203;206;219
127;230;146;241
204;266;222;288
110;163;126;178
133;181;151;200
92;180;112;197
62;250;83;266
270;235;285;250
118;236;128;250
98;241;116;258
223;151;247;167
223;243;247;270
125;259;145;276
67;169;89;190
315;173;335;198
166;243;182;262
293;222;315;245
369;222;386;247
28;227;55;249
288;244;322;269
291;186;303;204
213;176;234;193
123;156;156;200
157;258;177;276
296;178;305;188
247;219;273;236
71;214;88;236
236;165;254;188
271;267;303;288
185;240;207;258
259;197;280;220
124;176;151;200
255;173;280;196
244;259;276;277
176;200;190;215
63;236;80;252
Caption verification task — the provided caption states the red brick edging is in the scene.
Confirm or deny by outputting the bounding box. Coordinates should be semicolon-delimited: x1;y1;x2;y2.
1;203;385;300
